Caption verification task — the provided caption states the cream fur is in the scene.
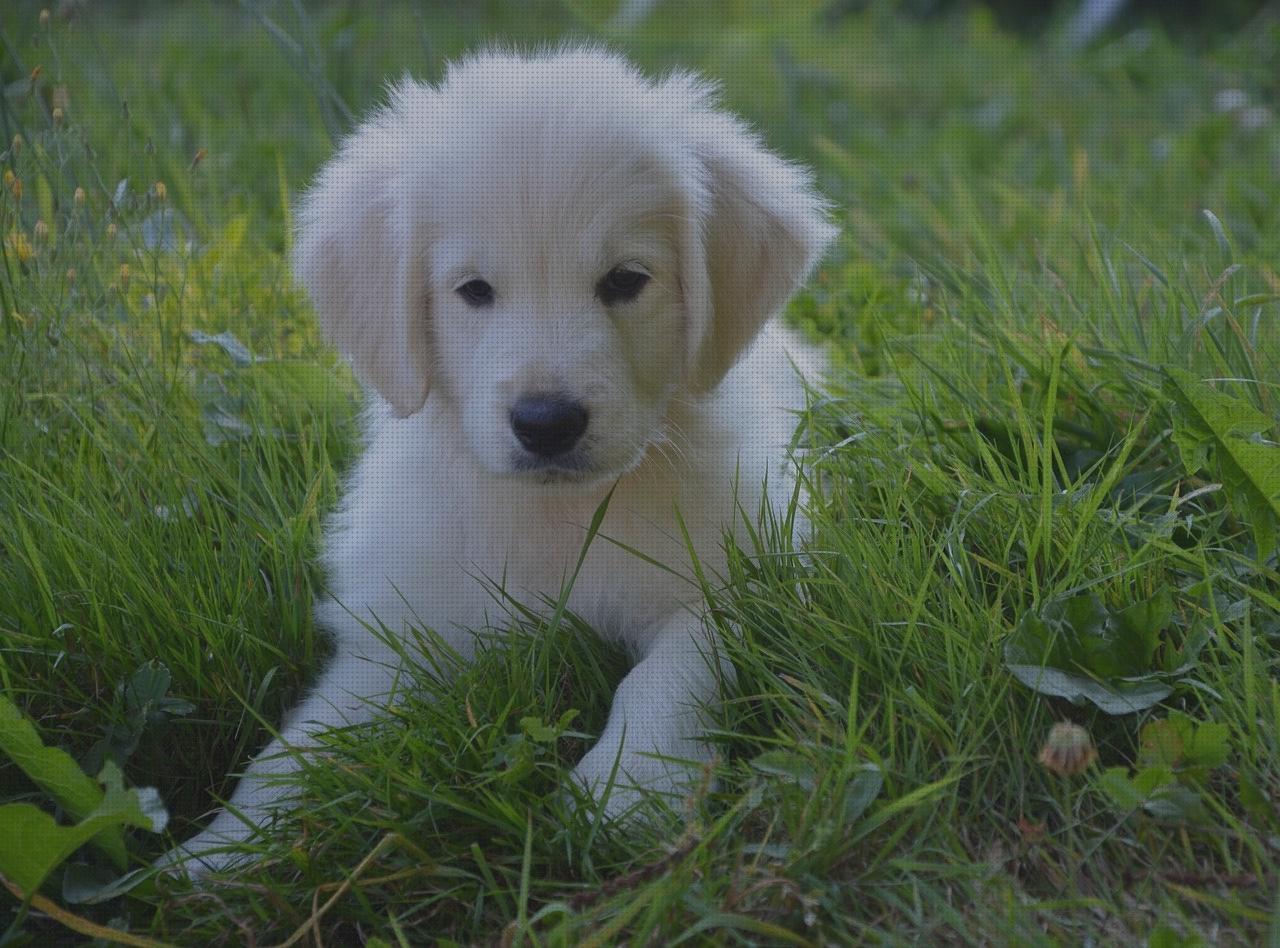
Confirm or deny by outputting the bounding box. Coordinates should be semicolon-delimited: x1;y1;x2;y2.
163;45;836;876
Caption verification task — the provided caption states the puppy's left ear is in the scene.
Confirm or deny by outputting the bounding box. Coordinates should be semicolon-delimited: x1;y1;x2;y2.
682;107;838;392
293;85;434;418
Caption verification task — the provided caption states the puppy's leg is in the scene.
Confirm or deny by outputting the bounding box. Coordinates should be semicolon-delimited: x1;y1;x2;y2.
571;615;731;820
159;635;402;876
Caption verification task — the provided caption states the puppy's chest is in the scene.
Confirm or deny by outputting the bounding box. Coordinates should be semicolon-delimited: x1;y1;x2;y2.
462;493;711;628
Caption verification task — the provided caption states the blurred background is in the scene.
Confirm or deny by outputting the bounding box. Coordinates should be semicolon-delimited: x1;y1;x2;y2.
5;0;1277;374
3;0;1277;254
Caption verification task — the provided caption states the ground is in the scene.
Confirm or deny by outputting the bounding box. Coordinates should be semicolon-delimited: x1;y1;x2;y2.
0;1;1278;944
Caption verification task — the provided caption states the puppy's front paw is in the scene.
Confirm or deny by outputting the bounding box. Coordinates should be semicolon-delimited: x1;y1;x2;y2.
570;739;713;823
153;812;263;881
155;841;249;882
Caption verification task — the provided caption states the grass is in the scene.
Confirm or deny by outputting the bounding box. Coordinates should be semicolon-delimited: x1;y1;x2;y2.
1;0;1278;943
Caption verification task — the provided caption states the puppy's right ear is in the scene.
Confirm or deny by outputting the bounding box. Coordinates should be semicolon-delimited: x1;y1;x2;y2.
675;87;837;394
293;88;432;418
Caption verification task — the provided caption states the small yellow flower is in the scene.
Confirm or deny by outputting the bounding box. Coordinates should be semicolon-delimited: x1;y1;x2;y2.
74;186;86;206
105;222;117;239
5;230;34;264
1038;722;1097;777
39;9;51;26
33;220;49;242
152;180;167;202
52;107;64;127
2;170;13;189
118;263;130;288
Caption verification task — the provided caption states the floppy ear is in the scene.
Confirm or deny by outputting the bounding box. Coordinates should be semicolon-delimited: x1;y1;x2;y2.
293;88;433;418
681;105;838;392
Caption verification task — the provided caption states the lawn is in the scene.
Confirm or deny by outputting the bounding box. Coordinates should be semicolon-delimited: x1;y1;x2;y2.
1;0;1278;943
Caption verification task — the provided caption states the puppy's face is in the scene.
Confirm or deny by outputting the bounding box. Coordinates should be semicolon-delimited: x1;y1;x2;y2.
424;142;689;482
294;48;837;485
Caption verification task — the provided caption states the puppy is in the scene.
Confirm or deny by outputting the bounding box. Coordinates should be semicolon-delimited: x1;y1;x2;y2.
166;46;835;874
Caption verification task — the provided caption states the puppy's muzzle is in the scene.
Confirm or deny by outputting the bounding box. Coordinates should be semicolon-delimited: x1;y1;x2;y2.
509;394;589;458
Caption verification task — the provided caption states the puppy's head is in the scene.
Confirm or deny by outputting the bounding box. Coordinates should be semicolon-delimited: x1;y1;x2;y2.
294;47;836;484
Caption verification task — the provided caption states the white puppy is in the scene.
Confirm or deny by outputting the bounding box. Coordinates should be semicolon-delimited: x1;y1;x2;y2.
167;46;835;874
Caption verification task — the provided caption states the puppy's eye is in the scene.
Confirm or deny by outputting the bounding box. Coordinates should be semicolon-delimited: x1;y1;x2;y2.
596;266;650;306
456;279;495;308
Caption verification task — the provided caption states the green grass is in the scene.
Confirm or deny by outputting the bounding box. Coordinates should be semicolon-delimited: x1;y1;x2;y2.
1;0;1279;943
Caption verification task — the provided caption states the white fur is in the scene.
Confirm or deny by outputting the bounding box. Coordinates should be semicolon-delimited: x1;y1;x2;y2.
163;46;836;876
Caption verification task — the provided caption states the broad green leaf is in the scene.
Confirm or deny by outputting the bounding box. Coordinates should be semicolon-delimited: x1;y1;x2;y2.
1139;782;1207;822
1098;715;1224;826
1164;368;1280;560
125;660;195;720
750;750;817;791
842;763;883;823
1004;590;1186;714
0;762;166;893
519;717;560;743
1004;664;1172;714
1096;764;1205;821
1095;767;1144;812
1006;593;1162;679
0;692;126;868
1114;589;1173;669
1139;717;1186;769
83;661;195;776
0;693;102;819
1132;764;1177;796
62;864;153;905
1182;720;1230;771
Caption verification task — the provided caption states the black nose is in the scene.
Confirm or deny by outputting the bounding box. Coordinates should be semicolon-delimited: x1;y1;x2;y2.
508;395;589;458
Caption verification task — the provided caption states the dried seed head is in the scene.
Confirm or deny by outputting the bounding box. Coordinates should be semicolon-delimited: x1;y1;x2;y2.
105;222;117;239
1038;722;1097;777
52;107;64;127
33;220;49;242
74;186;86;206
2;170;13;188
10;135;21;156
40;8;51;26
118;263;130;288
6;173;21;200
152;180;167;202
65;267;76;282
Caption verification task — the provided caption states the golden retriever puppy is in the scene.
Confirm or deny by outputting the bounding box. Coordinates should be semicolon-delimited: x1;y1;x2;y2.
166;45;835;875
